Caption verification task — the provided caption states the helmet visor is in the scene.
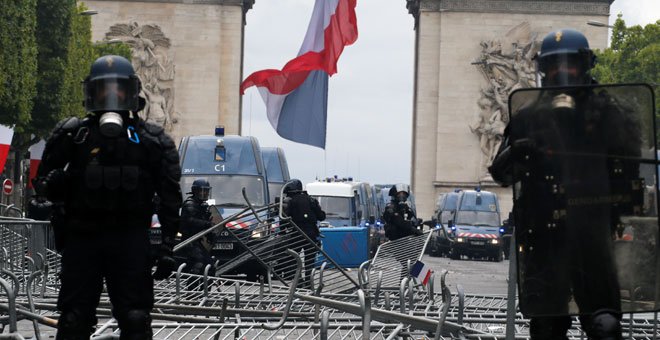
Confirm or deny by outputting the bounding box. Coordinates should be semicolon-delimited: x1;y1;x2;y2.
537;53;589;87
193;186;211;201
85;77;139;112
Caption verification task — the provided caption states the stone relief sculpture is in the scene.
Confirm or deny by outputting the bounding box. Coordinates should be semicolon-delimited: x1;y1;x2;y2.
105;23;178;130
471;22;539;178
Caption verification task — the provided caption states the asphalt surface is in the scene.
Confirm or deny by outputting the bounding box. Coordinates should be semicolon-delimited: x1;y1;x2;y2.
422;253;512;296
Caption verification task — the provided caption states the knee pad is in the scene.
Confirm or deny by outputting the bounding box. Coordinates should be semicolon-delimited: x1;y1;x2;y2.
587;309;622;340
117;309;152;339
56;309;96;340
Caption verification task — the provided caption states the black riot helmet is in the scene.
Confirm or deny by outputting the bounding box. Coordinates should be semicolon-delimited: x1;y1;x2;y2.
283;179;303;196
388;184;410;203
191;178;211;201
536;29;596;87
83;55;141;113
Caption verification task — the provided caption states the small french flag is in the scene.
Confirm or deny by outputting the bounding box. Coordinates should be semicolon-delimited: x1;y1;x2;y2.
410;260;432;286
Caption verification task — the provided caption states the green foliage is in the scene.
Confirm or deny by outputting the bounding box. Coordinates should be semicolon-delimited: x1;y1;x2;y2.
0;0;38;132
61;3;95;120
93;41;132;61
30;0;76;139
591;16;660;119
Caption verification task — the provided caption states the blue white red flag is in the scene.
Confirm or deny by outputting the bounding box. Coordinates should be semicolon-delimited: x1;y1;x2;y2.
240;0;358;149
410;260;432;286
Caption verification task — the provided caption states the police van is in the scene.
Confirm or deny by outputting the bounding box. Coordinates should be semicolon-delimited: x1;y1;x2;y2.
177;127;271;279
428;190;462;257
305;178;376;267
261;147;291;203
449;189;504;262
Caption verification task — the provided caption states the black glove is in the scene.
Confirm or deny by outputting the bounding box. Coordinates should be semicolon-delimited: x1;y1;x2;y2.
44;169;69;203
153;241;176;280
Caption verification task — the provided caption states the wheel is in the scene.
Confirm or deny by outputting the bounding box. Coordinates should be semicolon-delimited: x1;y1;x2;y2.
493;250;504;262
449;248;460;260
429;245;441;257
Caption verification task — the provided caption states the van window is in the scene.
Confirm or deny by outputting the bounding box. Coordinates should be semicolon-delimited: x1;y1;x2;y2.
313;196;357;226
459;193;498;212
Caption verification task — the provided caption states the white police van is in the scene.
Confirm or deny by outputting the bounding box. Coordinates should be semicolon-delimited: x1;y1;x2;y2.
305;178;377;267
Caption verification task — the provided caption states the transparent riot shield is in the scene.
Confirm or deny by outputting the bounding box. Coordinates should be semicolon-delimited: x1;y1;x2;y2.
508;83;658;317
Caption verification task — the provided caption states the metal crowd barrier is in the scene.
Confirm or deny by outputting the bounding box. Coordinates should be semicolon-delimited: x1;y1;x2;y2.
2;207;660;339
0;205;23;218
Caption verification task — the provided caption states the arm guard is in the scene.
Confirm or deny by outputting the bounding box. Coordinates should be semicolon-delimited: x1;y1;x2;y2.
150;126;182;244
34;117;80;199
310;197;326;221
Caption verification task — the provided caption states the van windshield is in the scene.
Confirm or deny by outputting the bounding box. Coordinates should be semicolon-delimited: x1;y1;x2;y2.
181;175;266;207
455;210;500;227
312;196;356;226
439;194;459;223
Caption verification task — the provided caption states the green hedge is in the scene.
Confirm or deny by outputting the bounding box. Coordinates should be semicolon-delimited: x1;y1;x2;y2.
0;0;38;133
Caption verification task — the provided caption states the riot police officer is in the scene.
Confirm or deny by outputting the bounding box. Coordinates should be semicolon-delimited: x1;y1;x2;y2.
382;184;422;241
180;179;215;276
35;55;182;340
489;29;641;339
282;179;326;287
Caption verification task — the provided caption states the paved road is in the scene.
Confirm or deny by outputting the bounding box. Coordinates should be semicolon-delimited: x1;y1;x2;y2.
422;254;512;296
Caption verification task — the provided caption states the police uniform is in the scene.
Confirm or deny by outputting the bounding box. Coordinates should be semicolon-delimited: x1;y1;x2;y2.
283;179;326;286
180;195;215;276
382;201;420;241
35;55;182;340
489;29;639;340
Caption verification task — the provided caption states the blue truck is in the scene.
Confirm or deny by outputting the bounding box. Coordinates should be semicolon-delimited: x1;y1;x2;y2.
177;129;272;279
306;178;375;267
449;189;504;262
428;190;462;257
261;147;291;203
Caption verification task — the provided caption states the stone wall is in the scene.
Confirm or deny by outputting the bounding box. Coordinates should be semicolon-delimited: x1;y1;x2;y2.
83;0;253;143
409;0;612;219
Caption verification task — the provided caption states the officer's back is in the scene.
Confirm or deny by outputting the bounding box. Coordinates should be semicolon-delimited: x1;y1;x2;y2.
283;180;325;239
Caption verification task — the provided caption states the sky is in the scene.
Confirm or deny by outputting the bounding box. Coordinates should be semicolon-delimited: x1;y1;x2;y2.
240;0;659;186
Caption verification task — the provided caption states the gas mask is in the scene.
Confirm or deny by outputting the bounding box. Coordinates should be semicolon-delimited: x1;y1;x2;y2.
551;93;576;111
99;112;124;138
396;192;408;203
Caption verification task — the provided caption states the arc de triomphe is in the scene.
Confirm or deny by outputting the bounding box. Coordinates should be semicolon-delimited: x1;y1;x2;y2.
83;0;254;144
406;0;613;218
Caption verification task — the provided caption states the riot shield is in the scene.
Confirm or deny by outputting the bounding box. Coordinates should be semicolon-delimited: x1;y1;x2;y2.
508;83;658;317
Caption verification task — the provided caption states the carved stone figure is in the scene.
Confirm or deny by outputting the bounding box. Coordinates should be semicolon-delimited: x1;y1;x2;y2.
472;22;539;178
104;23;177;130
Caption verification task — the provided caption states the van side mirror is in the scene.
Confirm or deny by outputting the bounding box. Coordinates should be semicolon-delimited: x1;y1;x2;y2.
369;216;375;224
448;219;454;227
274;197;280;204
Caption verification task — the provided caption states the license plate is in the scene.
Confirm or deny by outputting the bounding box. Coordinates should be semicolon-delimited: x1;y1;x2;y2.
214;243;234;250
471;241;485;246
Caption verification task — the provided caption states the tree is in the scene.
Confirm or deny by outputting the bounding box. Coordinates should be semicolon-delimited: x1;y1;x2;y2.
591;15;660;120
26;0;77;147
61;3;94;120
0;1;38;132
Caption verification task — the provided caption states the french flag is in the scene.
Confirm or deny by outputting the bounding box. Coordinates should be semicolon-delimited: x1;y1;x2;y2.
0;125;13;175
27;140;46;189
410;260;432;286
240;0;358;149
